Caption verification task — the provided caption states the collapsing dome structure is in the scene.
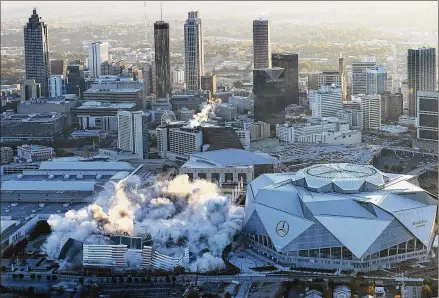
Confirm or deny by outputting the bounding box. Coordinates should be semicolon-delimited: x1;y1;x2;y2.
243;163;437;271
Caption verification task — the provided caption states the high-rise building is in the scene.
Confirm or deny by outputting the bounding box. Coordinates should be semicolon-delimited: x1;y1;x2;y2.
253;67;286;124
366;66;387;95
20;79;41;101
352;61;377;95
360;95;381;130
201;73;217;95
48;75;66;98
184;11;204;91
318;72;342;89
66;60;86;96
88;41;109;78
407;47;436;117
417;91;438;142
24;9;50;97
272;53;299;105
154;21;171;98
383;93;403;122
253;20;271;69
50;59;67;76
339;55;348;100
400;80;409;113
117;111;149;159
310;86;343;118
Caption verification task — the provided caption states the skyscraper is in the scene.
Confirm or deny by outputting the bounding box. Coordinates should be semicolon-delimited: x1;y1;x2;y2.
366;66;387;95
154;20;171;98
184;11;204;91
88;41;109;78
272;53;299;105
253;20;271;69
117;111;149;159
407;47;436;117
66;60;85;96
352;61;377;95
24;8;50;97
339;55;348;100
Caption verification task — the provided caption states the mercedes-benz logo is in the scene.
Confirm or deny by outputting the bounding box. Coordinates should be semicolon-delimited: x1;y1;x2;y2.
276;221;289;237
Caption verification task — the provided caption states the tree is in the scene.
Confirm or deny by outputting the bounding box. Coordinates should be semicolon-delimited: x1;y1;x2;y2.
46;275;51;281
12;273;17;279
146;276;151;283
225;292;232;298
172;275;177;283
422;284;433;298
366;282;375;296
165;275;171;282
127;276;133;283
1;265;6;272
52;275;57;281
18;273;24;279
30;273;36;280
37;274;42;280
383;164;389;171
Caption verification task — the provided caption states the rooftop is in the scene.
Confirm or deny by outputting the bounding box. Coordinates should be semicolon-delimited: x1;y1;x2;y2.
38;161;134;171
77;101;137;110
1;180;96;192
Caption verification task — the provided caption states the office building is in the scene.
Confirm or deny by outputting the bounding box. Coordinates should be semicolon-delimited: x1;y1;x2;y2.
401;80;409;112
172;68;185;84
154;21;171;98
228;96;252;114
18;96;78;127
272;53;299;105
66;60;86;96
235;129;251;150
243;163;437;271
48;75;66;98
176;108;195;121
416;91;438;142
253;67;286;124
352;61;377;95
360;95;381;130
407;48;436;116
366;66;387;95
0;112;65;142
184;11;204;90
253;20;271;69
117;111;149;159
17;144;54;162
20;79;41;101
310;86;343;118
251;121;271;141
318;71;342;89
100;59;125;76
216;103;238;121
50;59;67;76
339;55;348;100
169;126;203;157
201;73;217;95
384;93;403;122
83;87;143;110
24;9;50;97
1;147;13;165
88;41;109;78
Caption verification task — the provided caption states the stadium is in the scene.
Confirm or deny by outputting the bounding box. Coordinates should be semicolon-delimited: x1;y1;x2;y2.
242;163;437;271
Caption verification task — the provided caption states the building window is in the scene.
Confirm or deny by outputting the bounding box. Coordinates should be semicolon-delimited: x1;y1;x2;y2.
198;173;207;180
298;250;309;257
224;173;233;183
211;173;220;183
238;173;247;183
331;247;341;259
342;247;353;260
186;173;193;181
320;248;330;259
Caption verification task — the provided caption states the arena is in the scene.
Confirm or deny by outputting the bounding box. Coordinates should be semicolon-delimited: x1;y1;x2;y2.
242;163;437;271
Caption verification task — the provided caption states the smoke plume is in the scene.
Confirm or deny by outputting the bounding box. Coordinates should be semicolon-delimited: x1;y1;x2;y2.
187;98;221;128
42;174;244;273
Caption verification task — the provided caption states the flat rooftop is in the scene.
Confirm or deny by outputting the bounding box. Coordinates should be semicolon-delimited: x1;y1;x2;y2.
38;161;134;171
77;101;137;110
186;149;279;168
1;180;96;192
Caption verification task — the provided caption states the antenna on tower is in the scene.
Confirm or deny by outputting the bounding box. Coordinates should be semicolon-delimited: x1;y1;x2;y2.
160;2;163;21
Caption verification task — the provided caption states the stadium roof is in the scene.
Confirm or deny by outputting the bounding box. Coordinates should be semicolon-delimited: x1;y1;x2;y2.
243;163;437;259
1;181;96;191
39;161;134;171
0;220;19;234
186;149;279;168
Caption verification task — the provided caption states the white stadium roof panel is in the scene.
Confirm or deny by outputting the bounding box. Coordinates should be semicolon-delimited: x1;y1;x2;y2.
39;161;134;171
306;199;376;219
315;215;391;258
1;180;96;191
190;149;279;167
374;193;427;213
255;187;303;217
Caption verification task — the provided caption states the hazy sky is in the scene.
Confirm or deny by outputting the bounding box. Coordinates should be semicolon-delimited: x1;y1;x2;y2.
1;1;438;29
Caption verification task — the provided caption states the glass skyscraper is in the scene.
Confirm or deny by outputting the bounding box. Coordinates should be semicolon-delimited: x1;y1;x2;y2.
24;9;50;97
154;21;171;98
184;11;204;91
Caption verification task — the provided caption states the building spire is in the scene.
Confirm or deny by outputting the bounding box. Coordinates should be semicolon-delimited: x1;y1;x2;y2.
160;2;163;21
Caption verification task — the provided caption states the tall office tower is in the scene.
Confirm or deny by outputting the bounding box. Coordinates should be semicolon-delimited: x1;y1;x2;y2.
366;66;387;95
154;20;171;98
310;86;343;118
360;95;381;130
253;20;271;69
20;79;41;101
384;93;403;122
24;9;50;97
400;80;409;113
253;67;286;124
339;55;348;100
201;73;217;95
88;41;109;78
184;11;204;91
66;60;85;96
117;111;149;159
417;91;438;142
407;47;436;117
272;53;299;105
352;61;377;95
48;75;66;98
50;59;67;76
